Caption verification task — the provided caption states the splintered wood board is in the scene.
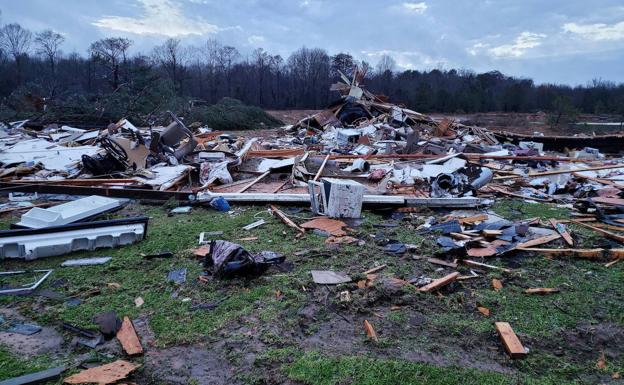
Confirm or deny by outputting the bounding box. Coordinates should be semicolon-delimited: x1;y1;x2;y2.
495;322;527;359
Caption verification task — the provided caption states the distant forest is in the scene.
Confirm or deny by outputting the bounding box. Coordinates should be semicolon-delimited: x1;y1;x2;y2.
1;18;623;124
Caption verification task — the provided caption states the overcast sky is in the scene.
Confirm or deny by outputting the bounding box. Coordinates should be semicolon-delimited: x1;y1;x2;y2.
1;0;623;86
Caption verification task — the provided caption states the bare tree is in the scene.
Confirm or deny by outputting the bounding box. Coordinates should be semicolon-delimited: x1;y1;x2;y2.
34;29;64;72
152;38;188;92
89;37;132;89
0;23;32;84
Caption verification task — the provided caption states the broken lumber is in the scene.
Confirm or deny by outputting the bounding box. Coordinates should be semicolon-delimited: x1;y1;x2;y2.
362;264;387;275
363;320;378;342
549;219;573;246
515;234;561;249
524;288;560;294
237;170;270;193
463;259;512;273
528;164;624;177
571;220;624;243
518;247;624;259
116;316;143;355
313;154;330;182
419;272;460;292
269;205;305;233
63;360;138;384
427;258;458;269
495;322;527;359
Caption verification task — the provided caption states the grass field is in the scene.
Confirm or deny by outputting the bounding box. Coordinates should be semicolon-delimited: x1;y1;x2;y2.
0;199;622;384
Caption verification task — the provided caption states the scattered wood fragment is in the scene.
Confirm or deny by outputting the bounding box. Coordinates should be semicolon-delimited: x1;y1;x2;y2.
455;214;488;224
116;317;143;356
524;288;559;295
605;259;621;268
64;360;138;384
528;164;624;177
590;196;624;206
463;259;512;273
519;247;624;259
236;237;258;241
419;272;460;292
515;234;561;249
571;220;624;243
427;258;458;268
269;205;305;234
467;245;497;257
300;217;347;236
363;320;378;342
362;264;387;275
492;278;503;290
482;229;503;237
549;219;573;246
495;322;527;359
237;170;271;193
313;154;331;182
477;307;490;317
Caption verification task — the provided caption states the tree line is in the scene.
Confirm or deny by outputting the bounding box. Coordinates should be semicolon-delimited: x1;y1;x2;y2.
0;16;623;125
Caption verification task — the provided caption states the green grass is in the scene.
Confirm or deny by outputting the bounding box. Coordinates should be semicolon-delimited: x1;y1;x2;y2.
0;200;622;384
286;352;579;385
0;347;54;381
492;199;571;221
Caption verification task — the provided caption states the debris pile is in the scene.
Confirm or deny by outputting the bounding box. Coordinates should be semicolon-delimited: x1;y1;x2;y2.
1;68;622;215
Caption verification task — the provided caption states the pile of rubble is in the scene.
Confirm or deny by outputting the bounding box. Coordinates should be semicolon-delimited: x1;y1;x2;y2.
0;69;623;251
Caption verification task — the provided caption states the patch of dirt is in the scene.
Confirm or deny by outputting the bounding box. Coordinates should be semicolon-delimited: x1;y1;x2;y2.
0;307;65;357
537;322;624;363
142;342;238;385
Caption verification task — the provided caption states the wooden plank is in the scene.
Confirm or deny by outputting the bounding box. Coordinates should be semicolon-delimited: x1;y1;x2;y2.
463;259;512;273
427;258;458;268
237;170;270;193
524;288;560;294
528;164;624;177
363;320;378;342
455;214;488;224
313;154;331;182
116;317;143;355
64;360;138;384
362;264;387;275
419;272;460;292
269;205;305;234
495;322;527;358
549;219;574;246
591;196;624;206
571;220;624;243
515;234;561;249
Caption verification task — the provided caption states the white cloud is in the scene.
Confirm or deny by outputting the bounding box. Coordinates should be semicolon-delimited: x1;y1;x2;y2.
487;32;546;58
93;0;220;37
402;2;427;14
563;21;624;41
248;35;265;45
361;49;448;69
